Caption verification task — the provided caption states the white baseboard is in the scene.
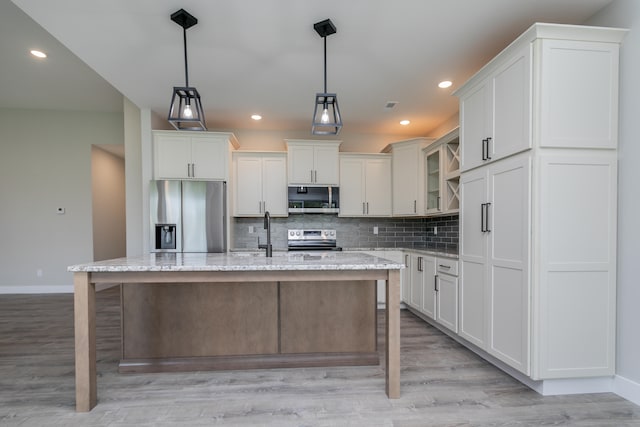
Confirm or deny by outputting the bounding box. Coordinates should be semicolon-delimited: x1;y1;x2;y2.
614;375;640;406
0;285;73;294
534;376;614;396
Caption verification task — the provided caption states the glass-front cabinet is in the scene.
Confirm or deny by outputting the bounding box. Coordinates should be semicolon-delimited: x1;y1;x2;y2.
425;147;442;214
423;127;460;216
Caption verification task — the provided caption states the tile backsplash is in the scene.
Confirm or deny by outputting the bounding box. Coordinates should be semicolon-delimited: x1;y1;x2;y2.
233;214;458;252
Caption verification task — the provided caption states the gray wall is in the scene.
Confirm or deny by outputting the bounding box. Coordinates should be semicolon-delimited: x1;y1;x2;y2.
91;146;126;261
0;108;123;292
587;0;640;400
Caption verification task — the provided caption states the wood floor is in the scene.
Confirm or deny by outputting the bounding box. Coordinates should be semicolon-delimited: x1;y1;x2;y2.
1;287;639;427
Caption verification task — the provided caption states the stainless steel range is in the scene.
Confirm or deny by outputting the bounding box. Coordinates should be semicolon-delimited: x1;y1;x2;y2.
287;229;342;251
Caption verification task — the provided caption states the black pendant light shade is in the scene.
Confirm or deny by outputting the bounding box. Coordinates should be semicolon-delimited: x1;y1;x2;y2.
312;19;342;135
168;9;206;131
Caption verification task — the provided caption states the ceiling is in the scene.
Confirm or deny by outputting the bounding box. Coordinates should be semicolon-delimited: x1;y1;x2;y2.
4;0;613;137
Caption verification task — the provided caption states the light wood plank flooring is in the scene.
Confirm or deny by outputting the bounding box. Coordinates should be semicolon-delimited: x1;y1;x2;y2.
1;287;638;426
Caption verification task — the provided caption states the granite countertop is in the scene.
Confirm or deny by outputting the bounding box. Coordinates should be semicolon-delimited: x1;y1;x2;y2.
342;247;459;259
68;251;405;273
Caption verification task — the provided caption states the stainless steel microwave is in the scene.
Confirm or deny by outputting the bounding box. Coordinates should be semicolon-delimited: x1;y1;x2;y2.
288;186;339;214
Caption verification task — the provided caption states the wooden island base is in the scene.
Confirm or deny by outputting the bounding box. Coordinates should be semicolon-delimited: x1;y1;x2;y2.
119;280;378;373
73;264;401;412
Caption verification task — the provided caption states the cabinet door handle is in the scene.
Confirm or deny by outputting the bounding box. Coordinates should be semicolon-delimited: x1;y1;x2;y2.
414;200;417;213
485;202;491;232
437;196;441;211
486;137;492;160
366;202;369;214
363;202;366;215
435;274;439;292
310;170;314;182
187;163;191;177
482;139;487;161
481;203;486;232
314;170;317;183
438;264;451;269
404;254;409;267
417;256;423;272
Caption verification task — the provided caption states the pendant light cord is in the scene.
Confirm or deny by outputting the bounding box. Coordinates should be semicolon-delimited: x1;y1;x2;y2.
323;36;327;93
183;27;189;87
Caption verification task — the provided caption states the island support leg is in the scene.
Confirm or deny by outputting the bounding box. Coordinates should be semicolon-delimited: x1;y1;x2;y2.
385;269;400;398
74;272;96;412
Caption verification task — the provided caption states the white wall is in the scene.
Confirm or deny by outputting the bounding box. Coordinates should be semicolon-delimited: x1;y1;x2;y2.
91;146;126;261
123;97;143;256
0;108;123;293
586;0;640;403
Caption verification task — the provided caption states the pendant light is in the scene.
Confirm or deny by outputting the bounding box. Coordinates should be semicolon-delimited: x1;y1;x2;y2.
168;9;207;131
312;19;342;135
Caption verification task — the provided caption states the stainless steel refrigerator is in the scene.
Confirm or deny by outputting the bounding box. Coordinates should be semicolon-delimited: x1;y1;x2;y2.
150;180;227;253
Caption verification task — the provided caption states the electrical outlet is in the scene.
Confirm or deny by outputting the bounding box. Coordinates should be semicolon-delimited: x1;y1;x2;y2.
373;226;379;235
36;269;43;278
248;226;255;234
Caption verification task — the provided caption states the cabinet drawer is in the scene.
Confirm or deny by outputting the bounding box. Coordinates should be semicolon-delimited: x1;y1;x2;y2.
436;257;458;276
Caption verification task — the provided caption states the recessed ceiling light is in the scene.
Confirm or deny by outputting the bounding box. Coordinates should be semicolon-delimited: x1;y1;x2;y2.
400;120;410;126
30;50;47;59
438;80;452;89
251;114;262;121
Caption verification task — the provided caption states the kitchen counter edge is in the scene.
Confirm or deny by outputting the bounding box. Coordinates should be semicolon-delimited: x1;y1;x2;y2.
68;252;406;273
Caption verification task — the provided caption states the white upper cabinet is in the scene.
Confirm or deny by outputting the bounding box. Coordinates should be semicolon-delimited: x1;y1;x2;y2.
233;152;288;217
153;131;239;180
285;140;341;186
382;138;433;216
339;154;391;217
459;81;492;172
458;44;531;172
538;39;620;149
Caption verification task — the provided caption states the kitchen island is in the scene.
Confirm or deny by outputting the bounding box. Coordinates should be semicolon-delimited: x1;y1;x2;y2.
69;251;403;412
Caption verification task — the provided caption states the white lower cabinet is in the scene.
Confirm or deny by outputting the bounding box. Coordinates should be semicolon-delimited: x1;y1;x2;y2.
408;253;424;310
401;250;459;335
435;258;459;333
419;256;436;319
401;253;411;304
460;153;531;375
362;251;404;306
460;150;618;380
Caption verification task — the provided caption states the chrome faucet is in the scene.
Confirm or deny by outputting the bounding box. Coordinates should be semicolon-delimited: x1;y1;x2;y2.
258;211;272;257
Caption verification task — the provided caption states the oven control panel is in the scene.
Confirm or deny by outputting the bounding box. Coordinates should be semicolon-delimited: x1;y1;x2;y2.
287;229;336;241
